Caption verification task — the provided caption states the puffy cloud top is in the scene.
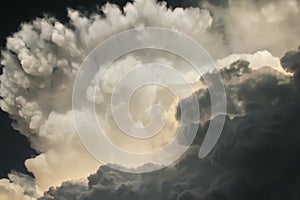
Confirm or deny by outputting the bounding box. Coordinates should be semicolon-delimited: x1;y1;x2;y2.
1;0;300;199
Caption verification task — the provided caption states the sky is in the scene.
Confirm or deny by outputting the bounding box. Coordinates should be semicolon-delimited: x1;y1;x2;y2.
0;0;300;199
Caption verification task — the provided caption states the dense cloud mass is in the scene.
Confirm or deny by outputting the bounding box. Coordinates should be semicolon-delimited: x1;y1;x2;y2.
39;53;300;199
0;0;218;192
1;0;300;199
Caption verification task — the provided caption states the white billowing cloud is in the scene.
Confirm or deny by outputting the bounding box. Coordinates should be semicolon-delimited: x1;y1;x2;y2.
24;111;99;192
0;0;299;197
0;0;217;193
0;172;37;200
87;56;143;104
216;50;286;73
0;179;32;200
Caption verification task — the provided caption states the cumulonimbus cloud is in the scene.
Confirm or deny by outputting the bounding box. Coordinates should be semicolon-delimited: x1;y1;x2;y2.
0;0;299;199
39;53;300;199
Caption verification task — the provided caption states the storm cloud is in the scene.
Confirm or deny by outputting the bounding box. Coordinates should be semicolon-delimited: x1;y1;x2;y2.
1;0;300;199
38;47;300;199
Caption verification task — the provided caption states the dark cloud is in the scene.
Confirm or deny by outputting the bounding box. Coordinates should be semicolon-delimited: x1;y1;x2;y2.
281;47;300;73
179;59;296;123
39;47;300;200
281;47;300;91
40;103;300;200
41;182;87;200
206;104;300;200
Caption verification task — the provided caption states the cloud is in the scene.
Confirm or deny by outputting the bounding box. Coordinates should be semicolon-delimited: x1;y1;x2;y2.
0;0;219;192
216;50;285;73
208;0;300;57
40;105;300;200
39;46;300;199
281;46;300;91
0;172;37;200
1;0;300;198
